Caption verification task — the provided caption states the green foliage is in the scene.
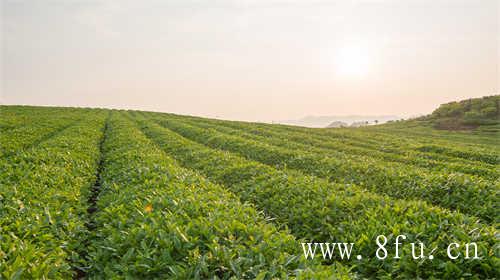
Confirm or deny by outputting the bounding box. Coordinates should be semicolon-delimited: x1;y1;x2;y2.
189;116;497;178
0;110;106;278
429;95;499;129
0;106;94;157
1;104;498;279
85;113;350;279
136;113;499;279
148;116;498;223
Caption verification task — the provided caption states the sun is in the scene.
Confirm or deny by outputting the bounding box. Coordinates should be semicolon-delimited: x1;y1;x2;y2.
334;46;371;78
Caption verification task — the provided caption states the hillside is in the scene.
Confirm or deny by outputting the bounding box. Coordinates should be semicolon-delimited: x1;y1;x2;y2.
422;95;499;130
1;105;498;279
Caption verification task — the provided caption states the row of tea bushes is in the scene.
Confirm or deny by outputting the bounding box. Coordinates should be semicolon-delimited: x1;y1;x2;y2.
85;112;349;279
170;115;497;180
0;112;106;278
150;116;498;223
0;106;94;157
135;115;499;279
153;112;495;169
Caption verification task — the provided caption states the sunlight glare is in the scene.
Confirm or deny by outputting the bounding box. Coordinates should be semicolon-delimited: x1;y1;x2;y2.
335;46;371;78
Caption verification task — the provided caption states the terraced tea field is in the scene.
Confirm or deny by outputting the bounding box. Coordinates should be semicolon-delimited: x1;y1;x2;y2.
1;105;498;279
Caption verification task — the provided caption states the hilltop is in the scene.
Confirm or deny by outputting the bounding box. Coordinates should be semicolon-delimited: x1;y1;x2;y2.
422;95;499;131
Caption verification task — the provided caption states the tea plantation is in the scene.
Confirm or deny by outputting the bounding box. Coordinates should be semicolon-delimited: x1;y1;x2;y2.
0;104;498;279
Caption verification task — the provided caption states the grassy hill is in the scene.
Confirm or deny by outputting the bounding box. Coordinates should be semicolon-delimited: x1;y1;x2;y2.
419;95;499;131
1;104;498;279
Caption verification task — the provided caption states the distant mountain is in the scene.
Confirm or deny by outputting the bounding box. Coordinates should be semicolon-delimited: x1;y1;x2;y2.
326;121;348;128
279;115;400;128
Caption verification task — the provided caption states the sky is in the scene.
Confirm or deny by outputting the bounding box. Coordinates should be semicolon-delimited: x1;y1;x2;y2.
1;0;499;122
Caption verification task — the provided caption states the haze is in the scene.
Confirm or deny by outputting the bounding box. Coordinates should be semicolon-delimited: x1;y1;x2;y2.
2;0;499;122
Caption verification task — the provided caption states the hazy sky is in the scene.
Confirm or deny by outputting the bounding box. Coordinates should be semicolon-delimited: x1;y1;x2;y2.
2;0;499;122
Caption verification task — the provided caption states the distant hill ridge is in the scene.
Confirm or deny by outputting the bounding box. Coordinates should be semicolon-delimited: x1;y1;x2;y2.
280;115;400;128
